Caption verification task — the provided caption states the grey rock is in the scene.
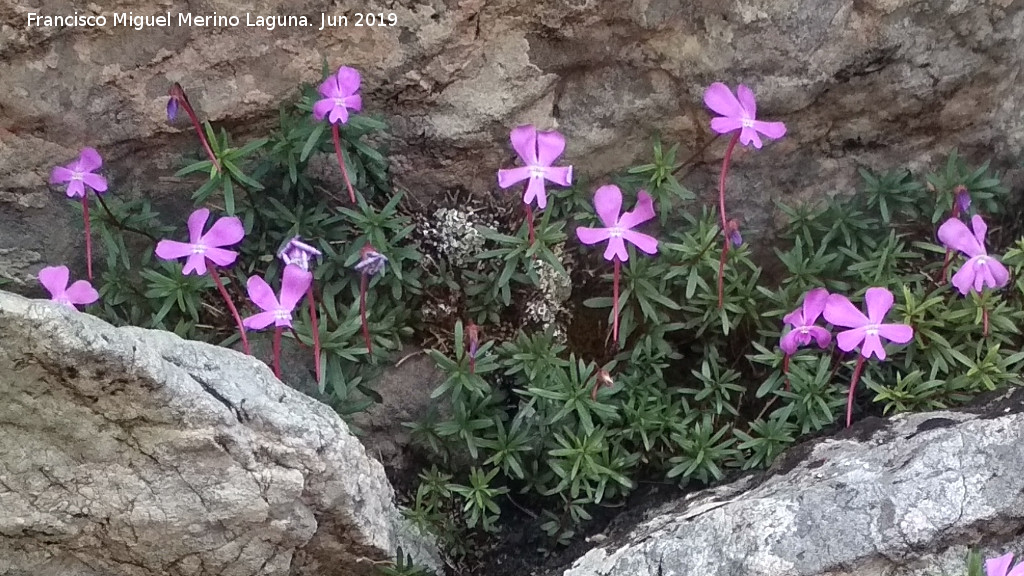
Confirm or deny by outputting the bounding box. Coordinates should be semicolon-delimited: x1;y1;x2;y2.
557;389;1024;576
0;290;439;576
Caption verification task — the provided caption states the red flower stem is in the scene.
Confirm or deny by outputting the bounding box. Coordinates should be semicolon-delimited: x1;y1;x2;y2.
469;355;476;375
983;307;989;337
782;354;791;391
939;250;952;284
82;195;93;281
846;355;866;428
181;103;221;172
331;124;357;203
525;204;536;246
360;273;372;353
272;326;282;379
716;133;740;310
207;261;251;355
307;285;322;384
590;380;602;401
612;258;621;347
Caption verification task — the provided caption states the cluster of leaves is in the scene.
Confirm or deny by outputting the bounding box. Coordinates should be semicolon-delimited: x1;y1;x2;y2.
406;144;1024;558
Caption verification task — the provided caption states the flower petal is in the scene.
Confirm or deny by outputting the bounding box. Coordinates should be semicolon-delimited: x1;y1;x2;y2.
203;247;238;268
66;179;85;198
603;236;628;262
703;83;743;119
802;287;830;324
779;330;800;354
246;275;280;313
877;323;913;344
186;208;211;244
312;98;335;121
498;167;530;189
318;74;341;98
64;280;99;306
523;176;547;210
182;255;208;276
987;258;1010;289
335;66;362;96
860;332;886;360
809;325;832;349
1006;558;1024;576
542;165;573;187
950;263;975;296
280;264;313;311
76;147;103;172
938;217;985;258
38;266;70;298
535;130;566;166
864;287;895;324
593;185;623;228
509;125;539;166
83;173;108;194
242;311;277;331
824;294;868;328
736;85;758;118
576;226;612;246
835;326;866;353
783;309;804;328
50;166;73;184
710;117;743;135
753;120;787;140
154;239;195;262
617;190;657;230
202;215;244;248
985;553;1015;576
622;229;658;255
739;126;763;149
274;314;294;329
328;105;350;125
970;214;988;248
344;94;362;113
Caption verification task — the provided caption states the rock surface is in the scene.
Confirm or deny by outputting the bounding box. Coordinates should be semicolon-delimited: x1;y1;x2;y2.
3;0;1024;282
555;388;1024;576
0;290;439;576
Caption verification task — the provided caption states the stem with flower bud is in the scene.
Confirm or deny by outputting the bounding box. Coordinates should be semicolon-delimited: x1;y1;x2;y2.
845;355;866;428
331;124;357;203
207;261;250;355
716;133;740;309
171;85;221;173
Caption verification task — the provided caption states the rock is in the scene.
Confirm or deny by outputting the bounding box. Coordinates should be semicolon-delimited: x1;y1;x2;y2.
556;388;1024;576
0;290;439;576
3;0;1024;278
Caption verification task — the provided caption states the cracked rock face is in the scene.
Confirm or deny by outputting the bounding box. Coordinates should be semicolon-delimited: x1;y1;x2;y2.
556;389;1024;576
3;0;1024;283
0;290;438;576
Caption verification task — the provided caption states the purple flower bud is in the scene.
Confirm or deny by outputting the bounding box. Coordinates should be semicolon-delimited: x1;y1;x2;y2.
726;219;743;247
354;249;388;277
954;186;971;214
167;97;179;122
278;236;322;271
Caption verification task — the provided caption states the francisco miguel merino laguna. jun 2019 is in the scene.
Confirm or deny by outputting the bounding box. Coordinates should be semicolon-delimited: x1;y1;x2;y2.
25;11;398;31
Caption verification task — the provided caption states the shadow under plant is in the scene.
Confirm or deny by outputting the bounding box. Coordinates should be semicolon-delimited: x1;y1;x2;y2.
36;66;1024;576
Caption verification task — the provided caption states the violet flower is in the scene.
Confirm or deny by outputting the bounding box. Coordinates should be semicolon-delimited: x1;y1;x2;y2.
278;236;324;384
497;125;573;244
703;82;786;309
155;208;250;355
576;185;658;345
780;287;831;390
823;287;914;427
167;83;221;172
940;185;974;283
986;553;1024;576
313;66;363;204
38;265;99;310
242;264;313;379
50;147;108;281
938;215;1010;336
354;245;388;354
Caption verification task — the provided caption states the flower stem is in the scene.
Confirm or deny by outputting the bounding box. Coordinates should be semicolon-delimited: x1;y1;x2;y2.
207;262;251;355
307;285;322;384
82;195;93;281
183;108;220;173
846;355;866;428
331;124;357;203
525;204;535;246
939;249;952;284
360;273;372;353
272;326;282;379
983;306;989;337
716;133;740;310
782;354;791;391
612;258;621;347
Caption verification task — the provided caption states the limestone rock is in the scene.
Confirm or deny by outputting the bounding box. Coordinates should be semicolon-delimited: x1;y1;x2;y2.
556;388;1024;576
0;290;439;576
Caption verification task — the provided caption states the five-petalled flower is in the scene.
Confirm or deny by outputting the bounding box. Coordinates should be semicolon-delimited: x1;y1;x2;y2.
38;265;99;310
937;215;1010;296
575;185;659;262
497;125;573;210
780;288;832;355
155;208;245;275
824;288;914;361
704;83;787;149
313;66;363;125
242;264;313;330
50;147;108;198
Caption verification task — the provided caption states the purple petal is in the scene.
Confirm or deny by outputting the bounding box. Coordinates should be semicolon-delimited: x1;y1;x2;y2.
318;74;342;99
783;309;805;328
509;125;539;166
860;332;886;360
739;126;763;149
802;287;829;323
938;217;985;258
154;239;195;262
280;264;313;311
344;94;363;113
64;280;99;305
703;83;743;119
274;314;294;329
535;130;566;166
50;166;73;184
618;190;656;230
335;66;362;96
523;176;547;210
82;173;108;194
970;215;988;248
710;117;743;135
824;294;869;328
328;105;350;125
203;247;238;268
542;165;573;187
987;258;1010;289
246;275;280;313
312;98;335;121
167;98;179;122
182;254;208;276
242;311;277;331
38;266;70;297
576;226;612;246
753;120;787;140
498;166;530;189
835;326;867;353
877;323;913;344
603;236;628;262
779;331;800;354
986;553;1015;576
736;85;758;118
622;229;658;255
864;287;895;324
809;325;832;349
76;147;103;172
950;263;975;296
1007;559;1024;576
593;185;623;228
66;179;85;198
202;215;244;248
186;208;211;244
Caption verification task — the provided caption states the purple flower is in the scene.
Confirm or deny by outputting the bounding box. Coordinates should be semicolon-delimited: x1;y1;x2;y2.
725;219;743;248
780;288;832;355
242;264;313;330
278;236;322;272
575;185;659;262
704;83;787;149
166;96;179;122
355;249;388;277
155;208;245;276
312;66;363;125
49;147;108;198
987;553;1024;576
938;215;1010;296
497;125;573;210
954;185;971;214
824;288;914;360
38;265;99;310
